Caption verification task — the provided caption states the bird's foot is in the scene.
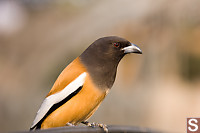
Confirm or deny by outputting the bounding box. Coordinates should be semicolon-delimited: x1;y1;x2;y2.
66;122;75;126
81;121;108;133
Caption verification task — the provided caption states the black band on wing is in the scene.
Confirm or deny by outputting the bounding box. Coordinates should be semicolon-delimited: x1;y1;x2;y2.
30;85;83;130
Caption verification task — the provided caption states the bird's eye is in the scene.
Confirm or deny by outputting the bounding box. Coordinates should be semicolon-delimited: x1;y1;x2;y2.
113;42;120;48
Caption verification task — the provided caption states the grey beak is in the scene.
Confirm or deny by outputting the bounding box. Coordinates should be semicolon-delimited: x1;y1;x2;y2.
122;43;142;54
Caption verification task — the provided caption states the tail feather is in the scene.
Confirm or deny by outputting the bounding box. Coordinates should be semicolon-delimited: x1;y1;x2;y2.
30;123;41;131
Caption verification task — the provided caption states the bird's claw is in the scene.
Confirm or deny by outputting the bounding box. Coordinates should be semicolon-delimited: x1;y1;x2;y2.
81;121;108;133
66;122;75;126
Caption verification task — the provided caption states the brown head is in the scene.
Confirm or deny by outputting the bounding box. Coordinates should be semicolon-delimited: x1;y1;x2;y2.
80;36;142;89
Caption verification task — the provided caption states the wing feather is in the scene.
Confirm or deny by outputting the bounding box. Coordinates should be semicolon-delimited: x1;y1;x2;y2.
30;72;87;129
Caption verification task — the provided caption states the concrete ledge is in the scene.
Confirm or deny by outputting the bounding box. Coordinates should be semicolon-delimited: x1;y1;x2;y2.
18;125;158;133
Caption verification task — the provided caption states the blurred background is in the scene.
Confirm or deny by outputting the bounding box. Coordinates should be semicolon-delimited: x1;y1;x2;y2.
0;0;200;132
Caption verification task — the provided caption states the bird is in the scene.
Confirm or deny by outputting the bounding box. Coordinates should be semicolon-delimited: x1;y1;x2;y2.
30;36;142;131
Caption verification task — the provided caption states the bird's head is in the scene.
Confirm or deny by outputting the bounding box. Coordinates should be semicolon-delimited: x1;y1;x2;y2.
80;36;142;88
81;36;142;65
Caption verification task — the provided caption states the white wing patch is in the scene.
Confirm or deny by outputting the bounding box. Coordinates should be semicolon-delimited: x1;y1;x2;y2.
31;72;87;129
